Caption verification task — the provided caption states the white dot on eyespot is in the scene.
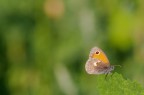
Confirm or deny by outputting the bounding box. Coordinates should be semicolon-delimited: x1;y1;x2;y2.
93;62;97;66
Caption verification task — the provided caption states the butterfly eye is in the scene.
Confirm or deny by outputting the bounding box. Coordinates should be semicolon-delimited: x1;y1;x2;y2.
95;51;100;55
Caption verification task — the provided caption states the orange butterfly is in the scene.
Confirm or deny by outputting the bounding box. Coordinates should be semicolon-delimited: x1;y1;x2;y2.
85;47;120;77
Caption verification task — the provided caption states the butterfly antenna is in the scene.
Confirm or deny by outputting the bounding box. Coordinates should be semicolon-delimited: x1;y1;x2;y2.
113;65;121;67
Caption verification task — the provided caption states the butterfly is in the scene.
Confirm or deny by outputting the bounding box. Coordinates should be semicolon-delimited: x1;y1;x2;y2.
85;47;120;77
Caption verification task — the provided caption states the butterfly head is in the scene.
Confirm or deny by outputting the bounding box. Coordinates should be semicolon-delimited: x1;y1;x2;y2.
106;65;114;73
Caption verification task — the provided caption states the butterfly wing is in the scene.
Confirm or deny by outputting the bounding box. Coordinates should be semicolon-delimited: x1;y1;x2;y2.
85;58;109;74
89;47;110;65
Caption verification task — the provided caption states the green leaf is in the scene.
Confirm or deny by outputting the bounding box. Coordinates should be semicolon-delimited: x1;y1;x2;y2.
96;73;144;95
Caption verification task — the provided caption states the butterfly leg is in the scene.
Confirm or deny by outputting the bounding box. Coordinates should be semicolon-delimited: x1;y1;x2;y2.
105;73;109;80
111;72;114;77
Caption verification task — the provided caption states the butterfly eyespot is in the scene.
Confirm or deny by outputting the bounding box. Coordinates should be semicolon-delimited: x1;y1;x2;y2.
95;51;100;55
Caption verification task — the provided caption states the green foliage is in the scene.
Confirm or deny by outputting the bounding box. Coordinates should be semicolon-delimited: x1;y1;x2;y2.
0;0;144;95
96;73;144;95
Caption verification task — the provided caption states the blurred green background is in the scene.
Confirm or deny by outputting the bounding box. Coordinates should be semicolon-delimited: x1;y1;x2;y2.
0;0;144;95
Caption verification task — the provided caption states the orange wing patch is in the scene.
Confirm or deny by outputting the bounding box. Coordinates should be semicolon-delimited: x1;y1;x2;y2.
92;52;109;65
